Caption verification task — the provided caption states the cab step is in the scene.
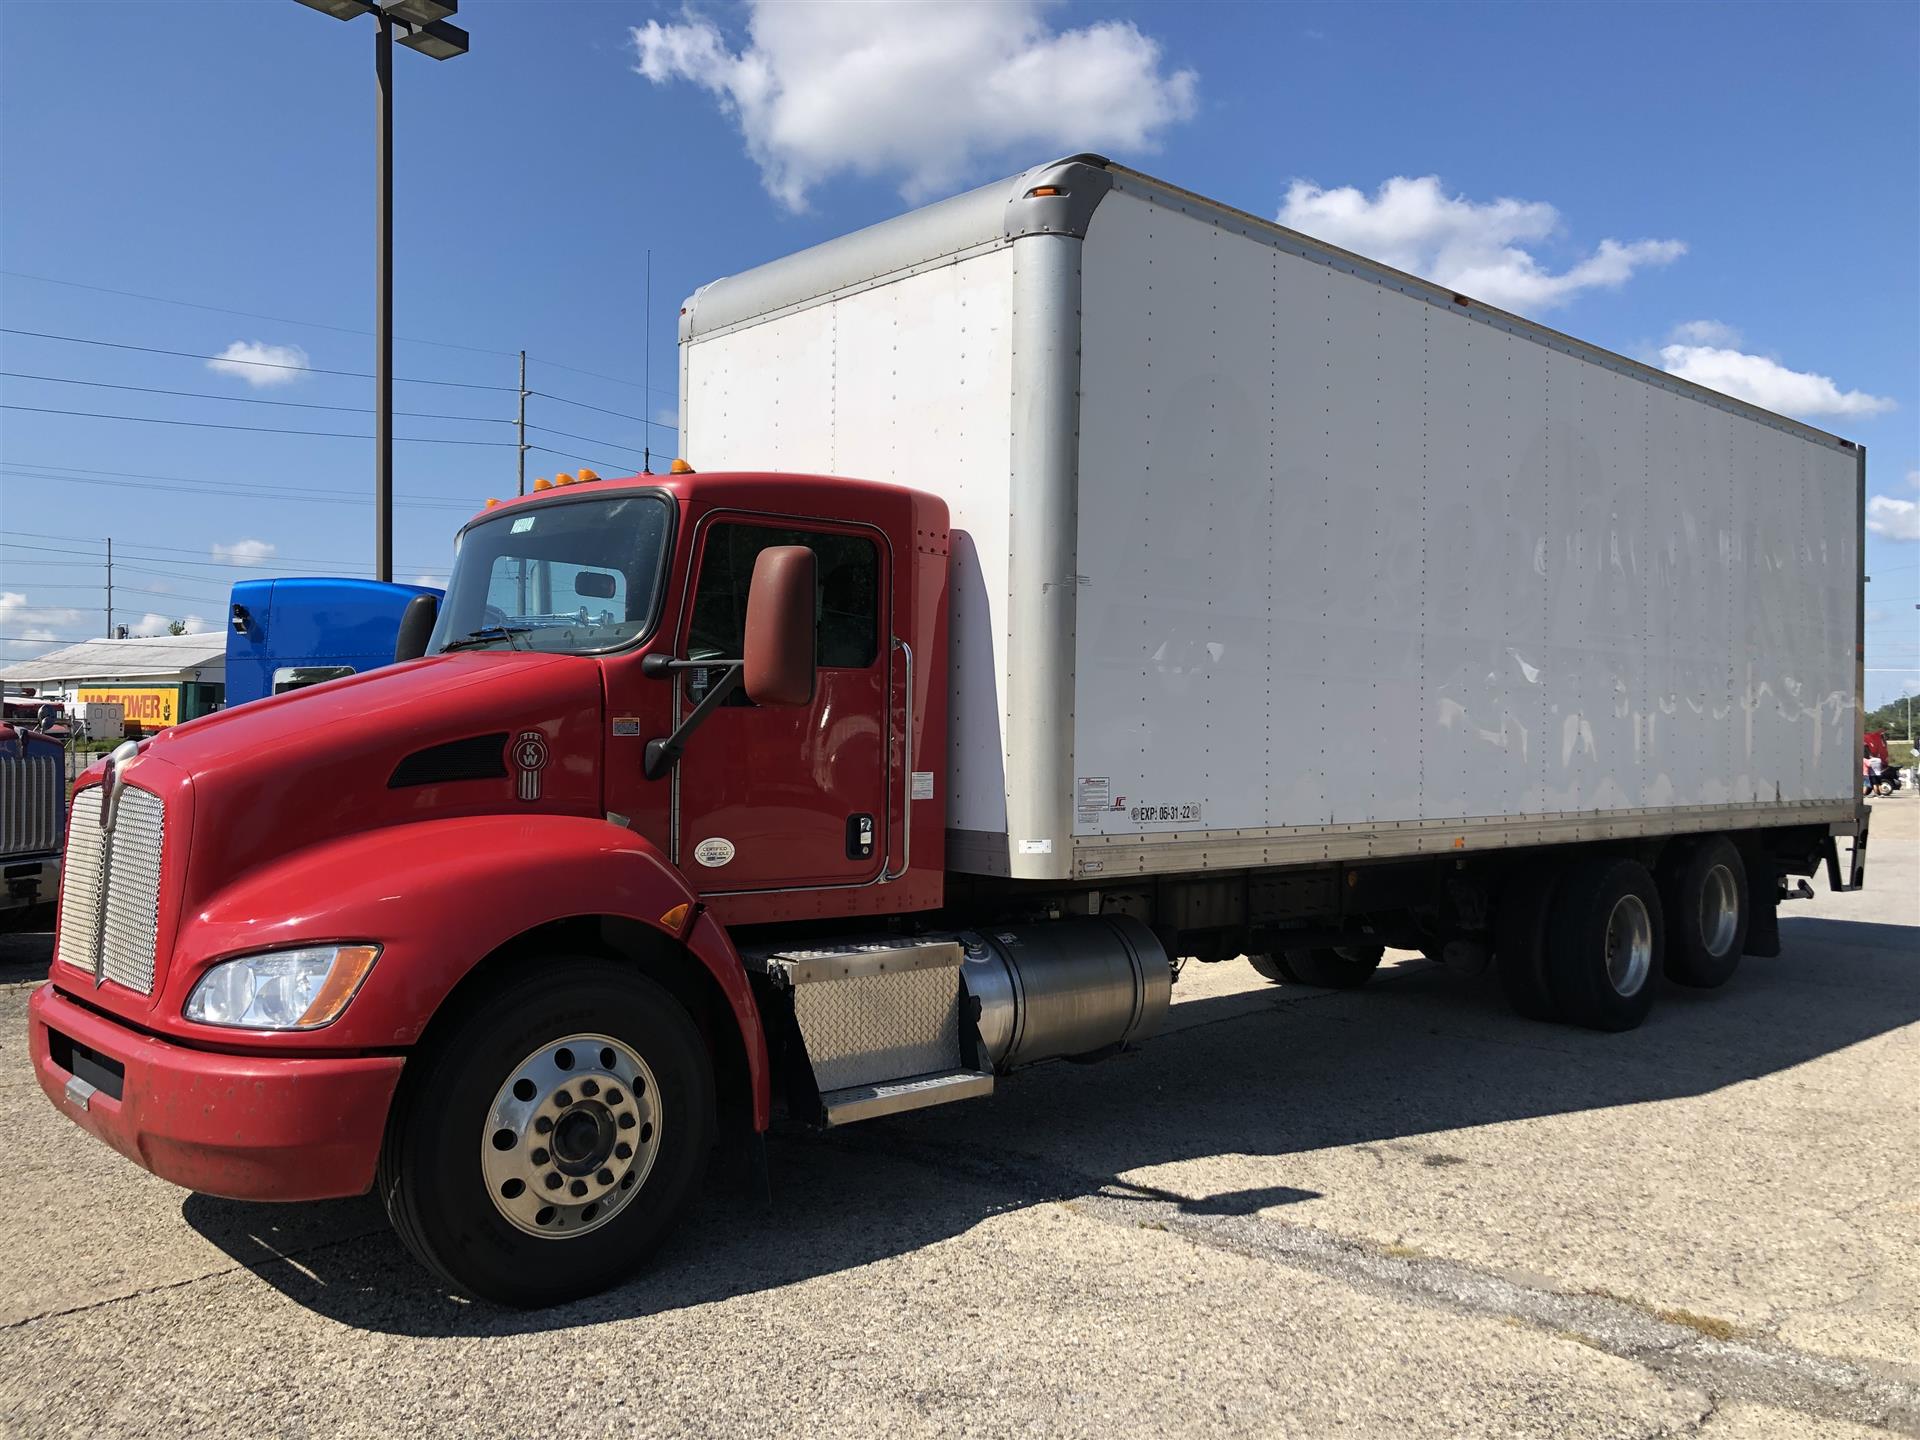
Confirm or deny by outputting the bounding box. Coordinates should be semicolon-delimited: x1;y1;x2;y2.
751;937;994;1125
820;1068;995;1126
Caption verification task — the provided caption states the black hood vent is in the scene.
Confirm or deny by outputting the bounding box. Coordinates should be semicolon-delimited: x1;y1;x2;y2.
389;733;510;789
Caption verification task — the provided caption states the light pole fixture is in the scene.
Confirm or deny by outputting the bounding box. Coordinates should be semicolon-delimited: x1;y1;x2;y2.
291;0;468;583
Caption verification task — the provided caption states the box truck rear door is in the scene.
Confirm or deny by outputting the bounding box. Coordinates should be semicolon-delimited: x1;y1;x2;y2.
672;516;891;893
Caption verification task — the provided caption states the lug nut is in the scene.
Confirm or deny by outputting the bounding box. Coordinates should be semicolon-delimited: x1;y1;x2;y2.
545;1172;562;1190
570;1179;588;1198
597;1168;615;1186
531;1147;549;1165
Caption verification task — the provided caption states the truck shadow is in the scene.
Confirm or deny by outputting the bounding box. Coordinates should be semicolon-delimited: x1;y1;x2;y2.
182;918;1920;1338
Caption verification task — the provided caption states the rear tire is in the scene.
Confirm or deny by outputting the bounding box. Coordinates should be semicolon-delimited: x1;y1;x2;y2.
1287;944;1383;989
1247;952;1299;984
379;957;714;1307
1495;864;1562;1022
1545;858;1662;1032
1657;836;1747;989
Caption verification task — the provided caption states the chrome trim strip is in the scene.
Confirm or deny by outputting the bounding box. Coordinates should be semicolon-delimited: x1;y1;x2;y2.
882;637;913;882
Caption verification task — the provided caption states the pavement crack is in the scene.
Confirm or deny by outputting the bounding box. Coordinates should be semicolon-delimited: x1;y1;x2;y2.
3;1226;389;1331
828;1131;1920;1436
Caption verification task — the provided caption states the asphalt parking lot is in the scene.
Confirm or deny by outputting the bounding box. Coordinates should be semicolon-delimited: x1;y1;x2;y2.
2;801;1915;1438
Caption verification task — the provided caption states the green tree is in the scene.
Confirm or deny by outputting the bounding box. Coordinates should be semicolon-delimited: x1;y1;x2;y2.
166;619;187;636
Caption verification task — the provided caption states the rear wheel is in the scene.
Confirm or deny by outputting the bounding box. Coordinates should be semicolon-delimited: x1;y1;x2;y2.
1495;864;1561;1022
379;957;714;1307
1545;858;1662;1032
1287;944;1384;989
1247;951;1299;984
1658;836;1747;989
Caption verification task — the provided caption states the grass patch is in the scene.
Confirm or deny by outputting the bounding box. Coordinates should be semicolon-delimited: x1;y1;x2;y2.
1652;1307;1745;1341
1381;1242;1426;1260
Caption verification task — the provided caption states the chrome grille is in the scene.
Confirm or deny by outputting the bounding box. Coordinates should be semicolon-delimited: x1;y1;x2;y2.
100;789;165;993
54;784;165;995
1;753;62;858
55;795;107;975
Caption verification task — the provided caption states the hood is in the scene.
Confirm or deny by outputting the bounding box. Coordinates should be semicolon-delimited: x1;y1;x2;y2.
144;651;608;916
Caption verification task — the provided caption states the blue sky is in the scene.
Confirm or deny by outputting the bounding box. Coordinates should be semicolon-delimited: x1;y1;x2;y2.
2;0;1915;703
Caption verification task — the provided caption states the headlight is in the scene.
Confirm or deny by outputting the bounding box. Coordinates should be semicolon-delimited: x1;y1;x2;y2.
184;944;381;1030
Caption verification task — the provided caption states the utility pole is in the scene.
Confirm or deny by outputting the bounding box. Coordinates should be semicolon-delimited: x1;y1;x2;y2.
104;537;113;639
643;249;653;474
517;349;528;495
374;9;394;582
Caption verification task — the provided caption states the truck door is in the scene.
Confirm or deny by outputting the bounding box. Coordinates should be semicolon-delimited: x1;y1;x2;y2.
672;515;891;893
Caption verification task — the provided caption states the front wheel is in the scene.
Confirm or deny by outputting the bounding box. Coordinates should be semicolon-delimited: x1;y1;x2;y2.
379;957;715;1307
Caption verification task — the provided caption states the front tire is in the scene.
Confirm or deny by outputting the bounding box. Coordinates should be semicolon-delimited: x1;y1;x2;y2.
1545;858;1662;1032
379;957;714;1307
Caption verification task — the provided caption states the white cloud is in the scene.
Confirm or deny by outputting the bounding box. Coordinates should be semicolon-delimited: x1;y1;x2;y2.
0;591;87;658
1866;495;1920;542
206;340;310;388
1907;469;1920;492
125;612;211;638
1276;175;1684;315
631;1;1197;210
211;538;277;567
1660;342;1895;420
1669;319;1741;347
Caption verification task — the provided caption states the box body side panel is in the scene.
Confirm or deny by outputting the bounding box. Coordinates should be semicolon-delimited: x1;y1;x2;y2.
683;249;1018;836
1071;186;1860;856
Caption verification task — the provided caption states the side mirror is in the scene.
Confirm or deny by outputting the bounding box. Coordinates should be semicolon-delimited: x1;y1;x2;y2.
743;546;816;706
394;593;440;662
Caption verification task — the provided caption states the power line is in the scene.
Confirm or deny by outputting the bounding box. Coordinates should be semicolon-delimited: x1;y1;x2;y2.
525;423;650;461
1;461;480;512
4;529;449;572
0;327;518;391
0;269;519;359
1;370;511;425
528;390;675;433
2;403;518;446
530;354;676;404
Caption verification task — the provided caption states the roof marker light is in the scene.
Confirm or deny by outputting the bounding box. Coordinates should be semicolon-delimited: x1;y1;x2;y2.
533;477;552;491
554;472;575;486
577;468;600;483
669;458;694;474
485;498;500;508
1027;185;1064;198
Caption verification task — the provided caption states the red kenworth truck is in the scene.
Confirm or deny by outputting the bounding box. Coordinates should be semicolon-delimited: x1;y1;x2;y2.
30;159;1870;1305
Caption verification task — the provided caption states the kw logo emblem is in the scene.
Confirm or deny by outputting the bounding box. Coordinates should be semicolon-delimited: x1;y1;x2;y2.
513;731;549;802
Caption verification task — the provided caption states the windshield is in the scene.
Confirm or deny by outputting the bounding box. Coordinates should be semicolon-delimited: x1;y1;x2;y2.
429;493;673;655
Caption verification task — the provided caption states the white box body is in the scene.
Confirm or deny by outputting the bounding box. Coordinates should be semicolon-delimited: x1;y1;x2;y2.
682;160;1863;881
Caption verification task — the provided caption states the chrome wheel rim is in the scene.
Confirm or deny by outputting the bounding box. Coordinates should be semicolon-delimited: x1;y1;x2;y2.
481;1033;661;1239
1604;895;1654;996
1698;863;1739;958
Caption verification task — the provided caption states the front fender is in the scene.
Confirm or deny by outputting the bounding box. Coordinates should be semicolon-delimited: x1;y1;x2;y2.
159;815;769;1125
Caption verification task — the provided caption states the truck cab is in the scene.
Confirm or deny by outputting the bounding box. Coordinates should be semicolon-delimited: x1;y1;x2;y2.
28;468;996;1306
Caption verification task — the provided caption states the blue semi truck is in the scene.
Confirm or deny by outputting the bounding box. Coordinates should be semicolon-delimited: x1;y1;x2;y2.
226;577;443;707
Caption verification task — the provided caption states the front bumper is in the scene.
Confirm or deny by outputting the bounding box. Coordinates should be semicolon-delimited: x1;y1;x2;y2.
29;982;404;1202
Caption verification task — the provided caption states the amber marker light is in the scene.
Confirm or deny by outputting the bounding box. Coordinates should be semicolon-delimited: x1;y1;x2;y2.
577;468;600;483
669;458;695;474
296;945;383;1027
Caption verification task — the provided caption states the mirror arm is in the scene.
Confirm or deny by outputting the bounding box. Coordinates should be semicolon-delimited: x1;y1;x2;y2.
641;659;743;781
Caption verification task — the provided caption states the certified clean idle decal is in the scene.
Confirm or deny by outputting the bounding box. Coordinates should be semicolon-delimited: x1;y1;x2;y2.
693;837;736;868
512;730;549;802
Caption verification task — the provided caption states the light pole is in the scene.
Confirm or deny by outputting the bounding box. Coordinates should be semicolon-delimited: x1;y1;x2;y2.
293;0;468;582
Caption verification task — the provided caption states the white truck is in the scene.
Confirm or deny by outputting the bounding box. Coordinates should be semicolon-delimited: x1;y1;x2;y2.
681;153;1869;1031
26;156;1872;1309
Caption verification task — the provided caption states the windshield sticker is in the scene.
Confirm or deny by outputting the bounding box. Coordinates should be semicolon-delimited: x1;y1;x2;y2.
510;516;536;534
694;837;735;868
